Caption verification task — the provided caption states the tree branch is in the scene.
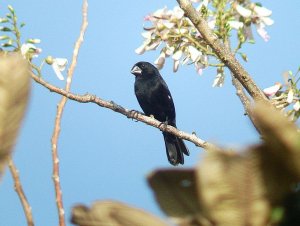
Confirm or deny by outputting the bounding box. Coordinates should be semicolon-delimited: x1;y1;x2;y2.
177;0;268;102
31;73;218;151
8;158;34;226
50;1;88;226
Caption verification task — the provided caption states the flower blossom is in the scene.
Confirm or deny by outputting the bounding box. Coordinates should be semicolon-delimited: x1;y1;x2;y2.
46;56;68;80
212;71;225;87
136;5;209;74
263;82;282;97
233;3;274;42
21;43;42;58
293;101;300;111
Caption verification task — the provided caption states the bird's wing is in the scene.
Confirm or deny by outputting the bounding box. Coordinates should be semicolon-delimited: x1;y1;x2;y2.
150;76;176;124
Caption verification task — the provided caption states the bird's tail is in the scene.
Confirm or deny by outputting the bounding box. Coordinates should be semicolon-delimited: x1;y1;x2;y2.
163;132;190;165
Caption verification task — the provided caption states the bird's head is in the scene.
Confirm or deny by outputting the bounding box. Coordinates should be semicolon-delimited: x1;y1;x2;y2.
130;61;159;77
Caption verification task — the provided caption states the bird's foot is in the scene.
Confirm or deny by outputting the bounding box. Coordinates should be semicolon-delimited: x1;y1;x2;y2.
128;109;143;122
158;120;168;131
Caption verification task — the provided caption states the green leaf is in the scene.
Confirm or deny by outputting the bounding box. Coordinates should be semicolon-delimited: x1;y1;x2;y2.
1;43;13;48
6;14;12;19
270;207;284;223
0;35;10;40
26;38;41;44
0;18;9;23
7;5;15;15
0;27;12;32
240;53;248;62
20;22;26;28
248;39;255;44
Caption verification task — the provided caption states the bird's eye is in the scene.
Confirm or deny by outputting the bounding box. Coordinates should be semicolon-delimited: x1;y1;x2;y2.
141;64;145;68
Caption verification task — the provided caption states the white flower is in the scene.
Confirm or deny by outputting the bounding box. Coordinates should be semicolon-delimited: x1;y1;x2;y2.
188;46;202;62
152;7;168;18
172;50;183;61
174;28;188;34
252;5;274;42
287;89;294;104
145;40;161;51
212;72;225;87
263;83;282;97
194;55;208;75
261;16;274;26
172;50;183;72
52;58;68;80
21;43;42;58
253;5;272;17
227;20;244;30
162;21;175;29
135;43;147;55
234;3;273;42
256;23;270;42
154;52;166;70
293;101;300;111
171;6;184;20
135;31;153;54
195;62;205;75
173;60;180;72
165;45;175;56
235;4;252;18
207;18;216;29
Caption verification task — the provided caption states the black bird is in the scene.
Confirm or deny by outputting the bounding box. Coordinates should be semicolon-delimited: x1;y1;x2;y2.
131;61;189;165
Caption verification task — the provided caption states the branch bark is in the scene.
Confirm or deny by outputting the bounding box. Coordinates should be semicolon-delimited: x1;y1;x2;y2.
31;73;218;151
177;0;268;102
8;158;34;226
50;1;88;226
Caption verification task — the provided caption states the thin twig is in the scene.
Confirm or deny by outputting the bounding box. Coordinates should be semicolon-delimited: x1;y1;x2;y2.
31;73;218;151
50;1;88;226
231;76;261;133
223;37;261;133
8;158;34;226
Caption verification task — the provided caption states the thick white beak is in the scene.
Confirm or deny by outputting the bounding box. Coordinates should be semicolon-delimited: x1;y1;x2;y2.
131;65;142;76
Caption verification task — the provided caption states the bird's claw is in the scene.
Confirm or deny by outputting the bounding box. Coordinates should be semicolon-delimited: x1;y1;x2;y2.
158;120;168;131
128;109;143;122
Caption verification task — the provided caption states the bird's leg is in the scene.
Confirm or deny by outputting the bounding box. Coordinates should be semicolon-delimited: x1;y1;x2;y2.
158;116;169;132
128;109;144;122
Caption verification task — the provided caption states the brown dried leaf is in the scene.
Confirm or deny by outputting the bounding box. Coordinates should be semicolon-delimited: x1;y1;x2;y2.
0;53;30;179
71;200;169;226
148;169;210;225
196;144;294;226
252;102;300;179
196;149;271;226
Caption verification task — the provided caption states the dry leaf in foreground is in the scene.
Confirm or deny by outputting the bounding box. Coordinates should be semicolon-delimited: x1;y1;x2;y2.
0;53;30;179
71;200;169;226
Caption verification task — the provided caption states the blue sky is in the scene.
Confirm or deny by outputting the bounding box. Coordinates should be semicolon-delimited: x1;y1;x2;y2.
0;1;299;226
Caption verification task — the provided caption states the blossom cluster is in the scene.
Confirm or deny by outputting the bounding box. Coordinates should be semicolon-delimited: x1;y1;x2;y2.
135;0;273;87
231;1;274;42
263;69;300;121
0;5;68;80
